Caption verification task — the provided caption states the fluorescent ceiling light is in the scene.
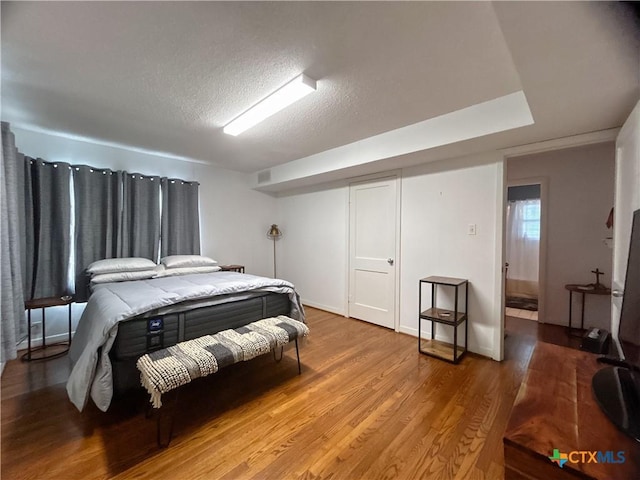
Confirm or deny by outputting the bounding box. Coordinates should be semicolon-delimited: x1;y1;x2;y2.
223;74;317;136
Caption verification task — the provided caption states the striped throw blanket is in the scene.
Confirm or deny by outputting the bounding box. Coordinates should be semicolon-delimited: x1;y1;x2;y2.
137;316;309;408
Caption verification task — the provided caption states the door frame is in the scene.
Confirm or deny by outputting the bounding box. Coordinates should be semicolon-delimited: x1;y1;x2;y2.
346;170;402;331
505;177;549;325
499;129;619;361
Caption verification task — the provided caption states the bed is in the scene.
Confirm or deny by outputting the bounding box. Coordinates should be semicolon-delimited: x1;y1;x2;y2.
66;271;304;412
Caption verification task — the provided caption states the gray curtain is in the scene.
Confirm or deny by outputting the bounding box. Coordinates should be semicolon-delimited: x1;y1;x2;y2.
1;122;27;363
29;158;72;299
161;178;200;257
73;166;123;302
119;173;160;261
21;155;34;299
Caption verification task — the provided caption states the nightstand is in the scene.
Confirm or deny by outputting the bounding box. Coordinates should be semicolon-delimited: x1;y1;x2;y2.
219;265;245;273
22;295;73;361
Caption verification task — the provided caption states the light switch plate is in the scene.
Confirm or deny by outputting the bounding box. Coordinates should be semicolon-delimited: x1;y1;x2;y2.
468;224;477;235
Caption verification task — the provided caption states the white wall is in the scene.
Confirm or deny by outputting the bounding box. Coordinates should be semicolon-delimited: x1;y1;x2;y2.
11;127;277;347
612;100;640;354
277;151;505;359
277;183;350;315
12;127;507;360
507;142;615;330
400;153;504;359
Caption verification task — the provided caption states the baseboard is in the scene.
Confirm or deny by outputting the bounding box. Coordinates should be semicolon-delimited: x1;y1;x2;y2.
476;346;496;359
17;331;75;351
399;325;419;337
398;325;494;359
301;300;346;317
0;361;5;376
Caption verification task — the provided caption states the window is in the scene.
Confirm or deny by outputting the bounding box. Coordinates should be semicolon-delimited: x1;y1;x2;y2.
521;201;541;240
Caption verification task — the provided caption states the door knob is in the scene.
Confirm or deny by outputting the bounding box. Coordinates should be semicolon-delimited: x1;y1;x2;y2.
387;258;394;265
612;289;623;298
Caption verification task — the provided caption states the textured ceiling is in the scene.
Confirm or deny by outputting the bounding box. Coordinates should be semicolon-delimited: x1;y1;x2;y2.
1;1;639;174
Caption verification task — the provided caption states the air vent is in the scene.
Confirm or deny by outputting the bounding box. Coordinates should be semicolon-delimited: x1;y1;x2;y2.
258;170;271;184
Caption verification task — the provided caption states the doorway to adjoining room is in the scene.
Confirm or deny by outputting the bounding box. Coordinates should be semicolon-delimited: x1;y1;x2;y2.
506;184;541;321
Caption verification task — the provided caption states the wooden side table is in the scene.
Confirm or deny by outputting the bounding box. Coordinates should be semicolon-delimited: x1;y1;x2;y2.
564;284;611;336
22;296;73;361
219;265;245;273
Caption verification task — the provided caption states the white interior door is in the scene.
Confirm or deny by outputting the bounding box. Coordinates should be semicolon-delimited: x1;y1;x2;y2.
612;100;640;355
349;176;398;329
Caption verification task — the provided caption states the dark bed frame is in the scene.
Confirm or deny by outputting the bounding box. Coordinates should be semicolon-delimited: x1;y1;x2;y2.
109;292;291;395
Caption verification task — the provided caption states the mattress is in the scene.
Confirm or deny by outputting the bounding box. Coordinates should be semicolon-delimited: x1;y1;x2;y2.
110;293;291;394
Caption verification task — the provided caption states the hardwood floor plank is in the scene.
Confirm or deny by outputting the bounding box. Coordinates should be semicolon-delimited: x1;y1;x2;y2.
2;307;542;479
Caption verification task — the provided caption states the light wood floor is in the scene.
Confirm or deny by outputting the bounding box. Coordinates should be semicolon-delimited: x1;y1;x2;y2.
2;308;538;480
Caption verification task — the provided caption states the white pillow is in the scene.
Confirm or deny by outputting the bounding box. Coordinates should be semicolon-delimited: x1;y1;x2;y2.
161;255;218;269
156;265;221;277
87;257;156;275
90;269;158;285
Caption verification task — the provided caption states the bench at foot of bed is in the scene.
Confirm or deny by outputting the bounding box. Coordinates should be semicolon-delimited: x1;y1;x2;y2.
136;315;309;447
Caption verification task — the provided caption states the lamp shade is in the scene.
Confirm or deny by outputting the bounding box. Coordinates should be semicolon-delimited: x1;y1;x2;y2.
267;224;282;278
267;224;282;239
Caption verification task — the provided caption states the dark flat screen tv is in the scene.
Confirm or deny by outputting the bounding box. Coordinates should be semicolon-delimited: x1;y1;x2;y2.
592;208;640;442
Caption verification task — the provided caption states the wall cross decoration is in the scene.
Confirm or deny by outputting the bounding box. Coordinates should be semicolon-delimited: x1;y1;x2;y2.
591;268;604;287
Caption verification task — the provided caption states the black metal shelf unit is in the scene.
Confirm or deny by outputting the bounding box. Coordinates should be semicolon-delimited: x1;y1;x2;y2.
418;276;469;364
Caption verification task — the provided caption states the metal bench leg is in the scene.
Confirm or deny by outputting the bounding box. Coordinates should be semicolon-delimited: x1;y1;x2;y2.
273;346;284;362
273;339;302;374
156;389;180;448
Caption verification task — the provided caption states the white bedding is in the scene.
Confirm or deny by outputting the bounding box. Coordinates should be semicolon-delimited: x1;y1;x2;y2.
66;271;304;412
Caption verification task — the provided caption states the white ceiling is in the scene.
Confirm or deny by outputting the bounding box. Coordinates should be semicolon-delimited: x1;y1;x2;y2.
2;1;639;180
